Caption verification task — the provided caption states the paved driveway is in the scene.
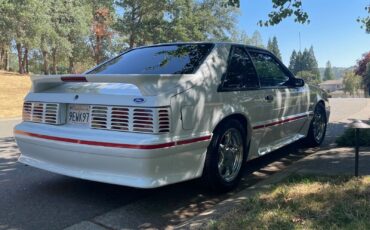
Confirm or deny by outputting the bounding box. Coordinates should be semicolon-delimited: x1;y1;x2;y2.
0;98;368;230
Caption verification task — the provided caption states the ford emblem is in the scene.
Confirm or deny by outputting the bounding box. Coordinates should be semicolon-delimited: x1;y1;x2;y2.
133;98;145;103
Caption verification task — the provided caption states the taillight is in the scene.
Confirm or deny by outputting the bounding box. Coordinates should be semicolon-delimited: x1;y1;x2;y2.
22;102;65;125
90;105;171;134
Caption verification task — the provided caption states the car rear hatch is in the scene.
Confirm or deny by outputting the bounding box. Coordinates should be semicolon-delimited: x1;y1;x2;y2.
23;74;197;134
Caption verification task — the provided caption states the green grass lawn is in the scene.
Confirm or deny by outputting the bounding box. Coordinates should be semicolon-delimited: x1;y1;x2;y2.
208;175;370;230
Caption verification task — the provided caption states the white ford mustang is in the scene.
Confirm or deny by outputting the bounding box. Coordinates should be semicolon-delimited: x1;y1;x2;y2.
14;42;330;192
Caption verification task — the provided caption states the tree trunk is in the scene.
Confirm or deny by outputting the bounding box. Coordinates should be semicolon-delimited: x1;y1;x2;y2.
68;57;75;74
129;33;135;49
4;49;9;71
16;43;24;74
0;47;4;70
22;47;29;73
42;50;49;74
129;7;137;49
51;48;57;74
95;35;101;64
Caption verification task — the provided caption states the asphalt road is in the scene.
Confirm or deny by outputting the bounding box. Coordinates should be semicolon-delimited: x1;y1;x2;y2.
0;98;368;230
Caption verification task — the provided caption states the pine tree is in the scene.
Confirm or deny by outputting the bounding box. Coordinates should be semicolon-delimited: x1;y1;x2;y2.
231;30;250;44
308;46;320;80
301;48;310;71
268;36;282;60
324;61;334;81
294;50;304;75
289;46;320;84
293;47;320;81
289;50;298;74
250;31;264;48
267;38;272;51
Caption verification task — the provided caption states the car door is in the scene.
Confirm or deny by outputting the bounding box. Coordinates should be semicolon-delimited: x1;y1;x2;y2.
217;45;267;159
283;76;310;138
248;49;294;155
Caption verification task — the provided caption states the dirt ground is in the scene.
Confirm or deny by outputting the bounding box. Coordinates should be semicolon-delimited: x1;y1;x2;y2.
0;71;31;119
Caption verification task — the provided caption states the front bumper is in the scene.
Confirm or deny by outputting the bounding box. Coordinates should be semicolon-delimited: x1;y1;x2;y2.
14;122;211;188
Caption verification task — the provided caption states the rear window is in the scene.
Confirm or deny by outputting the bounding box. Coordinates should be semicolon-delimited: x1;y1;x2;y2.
88;44;214;75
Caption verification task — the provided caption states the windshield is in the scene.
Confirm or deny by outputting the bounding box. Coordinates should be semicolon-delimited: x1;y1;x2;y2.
88;43;214;75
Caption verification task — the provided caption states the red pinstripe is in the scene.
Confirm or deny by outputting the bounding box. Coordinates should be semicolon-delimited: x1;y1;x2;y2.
253;114;308;130
14;130;211;150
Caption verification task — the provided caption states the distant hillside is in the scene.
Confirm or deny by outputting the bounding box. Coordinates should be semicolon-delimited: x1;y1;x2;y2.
319;66;355;80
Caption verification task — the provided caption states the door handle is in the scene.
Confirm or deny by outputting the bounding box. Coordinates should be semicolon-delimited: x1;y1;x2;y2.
265;95;274;102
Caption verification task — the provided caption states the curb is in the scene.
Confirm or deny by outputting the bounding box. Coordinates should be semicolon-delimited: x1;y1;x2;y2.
173;165;299;229
173;147;370;229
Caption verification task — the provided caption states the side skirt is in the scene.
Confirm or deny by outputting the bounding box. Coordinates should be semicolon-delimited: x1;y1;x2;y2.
252;134;306;159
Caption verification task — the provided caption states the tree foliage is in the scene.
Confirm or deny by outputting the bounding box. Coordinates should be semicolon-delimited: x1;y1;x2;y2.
288;46;320;84
323;61;334;81
226;0;309;26
357;4;370;33
355;51;370;76
296;70;320;85
355;51;370;96
0;0;238;74
114;0;238;48
230;30;250;44
0;0;49;73
227;0;369;33
267;36;282;60
250;31;264;48
1;1;367;74
364;63;370;86
342;71;362;96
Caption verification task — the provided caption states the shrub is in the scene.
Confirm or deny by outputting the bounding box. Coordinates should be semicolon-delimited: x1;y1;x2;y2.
336;128;370;146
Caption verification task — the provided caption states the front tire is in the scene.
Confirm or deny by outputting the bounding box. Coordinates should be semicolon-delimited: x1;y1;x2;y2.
202;119;247;193
304;103;327;147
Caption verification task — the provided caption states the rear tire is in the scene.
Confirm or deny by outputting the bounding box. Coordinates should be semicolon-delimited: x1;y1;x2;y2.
202;119;247;193
304;103;327;147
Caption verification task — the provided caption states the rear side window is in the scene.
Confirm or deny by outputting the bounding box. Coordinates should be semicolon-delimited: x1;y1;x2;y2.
249;51;290;87
221;46;259;90
88;44;214;75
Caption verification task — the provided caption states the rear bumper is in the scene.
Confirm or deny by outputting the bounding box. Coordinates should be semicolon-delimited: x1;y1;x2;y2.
14;122;211;188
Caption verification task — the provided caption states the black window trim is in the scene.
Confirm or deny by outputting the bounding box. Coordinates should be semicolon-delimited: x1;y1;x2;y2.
246;48;297;89
218;45;261;92
85;43;215;75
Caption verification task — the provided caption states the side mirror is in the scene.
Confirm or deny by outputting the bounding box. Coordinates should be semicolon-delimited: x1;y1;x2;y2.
293;78;305;87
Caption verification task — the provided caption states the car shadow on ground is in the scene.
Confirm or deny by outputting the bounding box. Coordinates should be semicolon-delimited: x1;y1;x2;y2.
0;120;352;229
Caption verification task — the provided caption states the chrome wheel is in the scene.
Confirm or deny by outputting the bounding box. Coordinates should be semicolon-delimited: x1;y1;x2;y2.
312;108;326;143
217;128;244;182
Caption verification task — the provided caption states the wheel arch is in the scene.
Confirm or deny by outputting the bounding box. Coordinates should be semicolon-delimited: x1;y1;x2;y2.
212;113;252;151
317;99;325;107
316;99;329;121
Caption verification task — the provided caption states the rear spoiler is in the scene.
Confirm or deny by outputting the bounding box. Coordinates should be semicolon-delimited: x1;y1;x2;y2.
30;74;197;96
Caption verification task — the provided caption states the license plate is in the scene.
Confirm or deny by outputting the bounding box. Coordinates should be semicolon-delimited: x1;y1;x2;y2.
67;104;90;125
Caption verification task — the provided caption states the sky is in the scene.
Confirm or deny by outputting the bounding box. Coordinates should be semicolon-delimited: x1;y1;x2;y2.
237;0;370;67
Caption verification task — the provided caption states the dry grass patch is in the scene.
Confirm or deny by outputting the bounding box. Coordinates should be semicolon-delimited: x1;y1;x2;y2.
208;175;370;230
0;71;31;119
